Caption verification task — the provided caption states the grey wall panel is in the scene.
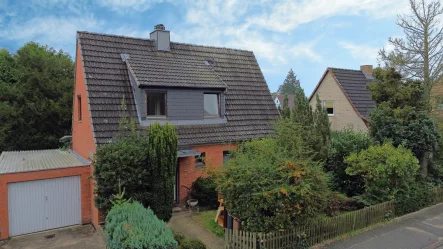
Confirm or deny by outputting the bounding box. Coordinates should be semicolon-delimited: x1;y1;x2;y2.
8;176;81;237
167;89;204;120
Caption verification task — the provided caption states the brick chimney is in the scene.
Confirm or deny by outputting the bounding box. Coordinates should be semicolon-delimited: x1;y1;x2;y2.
360;65;373;77
150;24;170;51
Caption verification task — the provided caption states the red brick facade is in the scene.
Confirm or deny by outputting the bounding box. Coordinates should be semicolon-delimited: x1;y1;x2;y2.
177;143;237;201
0;167;91;239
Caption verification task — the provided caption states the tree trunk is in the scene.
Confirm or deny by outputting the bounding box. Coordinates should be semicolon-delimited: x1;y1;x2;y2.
420;151;430;177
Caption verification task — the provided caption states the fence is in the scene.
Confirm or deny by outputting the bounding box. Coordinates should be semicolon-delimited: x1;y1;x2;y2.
225;200;395;249
225;187;443;249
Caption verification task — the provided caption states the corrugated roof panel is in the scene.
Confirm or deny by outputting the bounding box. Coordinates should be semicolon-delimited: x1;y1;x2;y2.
0;150;90;174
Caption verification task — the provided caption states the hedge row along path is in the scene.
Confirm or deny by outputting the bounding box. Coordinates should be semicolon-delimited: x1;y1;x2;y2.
168;212;224;249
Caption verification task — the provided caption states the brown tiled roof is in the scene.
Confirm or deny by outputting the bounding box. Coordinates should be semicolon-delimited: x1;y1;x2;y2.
330;68;375;118
77;31;279;147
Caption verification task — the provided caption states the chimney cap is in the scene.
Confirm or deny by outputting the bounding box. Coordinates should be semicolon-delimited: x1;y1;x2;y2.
154;24;165;31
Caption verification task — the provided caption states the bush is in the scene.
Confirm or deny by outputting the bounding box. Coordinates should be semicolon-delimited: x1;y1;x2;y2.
345;142;420;204
190;177;218;209
324;192;366;217
94;122;178;221
173;232;186;244
326;128;372;196
105;202;177;249
395;181;435;215
178;238;206;249
217;138;329;232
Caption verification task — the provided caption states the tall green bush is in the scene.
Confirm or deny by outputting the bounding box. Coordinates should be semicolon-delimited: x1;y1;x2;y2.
94;121;178;222
105;202;177;249
326;127;372;196
190;177;218;209
217;138;329;232
345;142;420;204
148;122;178;222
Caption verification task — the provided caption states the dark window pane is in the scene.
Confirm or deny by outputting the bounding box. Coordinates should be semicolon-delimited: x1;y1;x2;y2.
147;92;166;116
204;94;219;116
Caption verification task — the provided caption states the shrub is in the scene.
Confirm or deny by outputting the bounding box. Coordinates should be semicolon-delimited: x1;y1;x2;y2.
326;127;372;196
173;232;186;244
217;138;329;232
94;122;178;222
105;202;177;249
190;177;218;209
395;180;435;215
324;192;366;217
178;238;206;249
345;142;420;204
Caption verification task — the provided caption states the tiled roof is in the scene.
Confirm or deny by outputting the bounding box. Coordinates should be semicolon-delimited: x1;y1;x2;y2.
77;31;279;147
0;150;90;174
331;68;375;118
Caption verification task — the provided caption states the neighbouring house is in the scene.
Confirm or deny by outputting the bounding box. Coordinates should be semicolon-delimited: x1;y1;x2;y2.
309;65;375;132
274;95;295;110
0;24;278;239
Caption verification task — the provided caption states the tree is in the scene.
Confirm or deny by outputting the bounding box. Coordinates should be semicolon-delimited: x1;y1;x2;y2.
368;67;440;176
280;95;291;118
379;0;443;99
313;94;331;161
0;43;74;152
345;142;420;204
148;122;178;222
277;68;301;95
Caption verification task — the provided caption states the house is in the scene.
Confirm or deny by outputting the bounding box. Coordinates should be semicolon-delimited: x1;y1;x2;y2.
0;24;278;239
309;65;375;132
274;95;295;110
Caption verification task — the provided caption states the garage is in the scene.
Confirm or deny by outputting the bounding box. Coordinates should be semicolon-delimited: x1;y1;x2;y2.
0;149;91;239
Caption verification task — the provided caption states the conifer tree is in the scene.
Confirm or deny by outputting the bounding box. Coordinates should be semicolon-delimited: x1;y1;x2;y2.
277;68;301;95
281;95;291;118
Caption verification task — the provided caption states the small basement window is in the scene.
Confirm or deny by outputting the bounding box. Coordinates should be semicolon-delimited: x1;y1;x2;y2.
204;93;220;117
323;101;334;116
77;94;82;122
146;92;166;117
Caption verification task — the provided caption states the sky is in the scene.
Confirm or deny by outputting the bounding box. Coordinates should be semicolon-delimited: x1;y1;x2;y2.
0;0;418;95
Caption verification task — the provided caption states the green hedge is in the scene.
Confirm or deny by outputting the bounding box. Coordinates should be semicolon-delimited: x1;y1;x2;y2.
105;202;177;249
178;238;206;249
190;177;218;209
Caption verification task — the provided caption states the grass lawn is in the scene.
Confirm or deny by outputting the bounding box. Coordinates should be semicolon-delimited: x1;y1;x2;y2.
193;210;225;237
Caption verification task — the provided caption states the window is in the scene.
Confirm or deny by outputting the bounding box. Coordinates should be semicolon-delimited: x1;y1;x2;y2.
204;93;220;117
323;101;334;116
223;151;232;167
146;92;166;117
77;94;82;121
195;152;206;167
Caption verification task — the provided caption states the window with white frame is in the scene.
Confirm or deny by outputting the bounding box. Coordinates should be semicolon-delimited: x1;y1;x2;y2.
323;101;334;116
204;93;220;117
146;92;166;117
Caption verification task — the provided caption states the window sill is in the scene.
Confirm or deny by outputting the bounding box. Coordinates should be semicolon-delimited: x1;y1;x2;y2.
328;114;334;117
204;115;221;119
146;116;167;120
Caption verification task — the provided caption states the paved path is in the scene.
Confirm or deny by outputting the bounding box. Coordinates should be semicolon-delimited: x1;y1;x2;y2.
322;204;443;249
168;212;224;249
0;225;106;249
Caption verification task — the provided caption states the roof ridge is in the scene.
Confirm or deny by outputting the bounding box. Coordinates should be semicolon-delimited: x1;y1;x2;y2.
77;30;254;53
2;149;64;153
329;67;363;72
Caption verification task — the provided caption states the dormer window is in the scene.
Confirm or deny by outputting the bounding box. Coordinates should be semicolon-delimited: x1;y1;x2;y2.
204;93;220;117
146;92;166;117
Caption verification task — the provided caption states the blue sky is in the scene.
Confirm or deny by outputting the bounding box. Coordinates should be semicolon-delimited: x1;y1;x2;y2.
0;0;411;95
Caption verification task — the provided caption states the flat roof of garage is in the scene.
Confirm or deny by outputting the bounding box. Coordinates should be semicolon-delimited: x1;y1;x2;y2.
0;149;90;174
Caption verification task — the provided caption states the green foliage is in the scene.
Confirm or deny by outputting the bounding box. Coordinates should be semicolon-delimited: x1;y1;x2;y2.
105;202;177;249
345;142;420;204
277;68;301;95
94;121;178;222
193;210;225;237
313;94;331;161
217;138;329;232
190;177;218;209
324;193;366;217
326;127;372;196
93;135;150;212
148;122;178;222
110;181;132;206
395;180;435;215
368;68;440;176
178;238;206;249
173;232;186;244
281;94;291;118
0;43;74;152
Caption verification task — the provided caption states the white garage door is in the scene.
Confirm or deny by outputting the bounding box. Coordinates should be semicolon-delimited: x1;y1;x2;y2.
8;176;81;236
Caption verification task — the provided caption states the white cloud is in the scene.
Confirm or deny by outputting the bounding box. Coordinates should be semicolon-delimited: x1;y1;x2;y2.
97;0;170;13
338;41;379;61
0;15;102;47
247;0;408;32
